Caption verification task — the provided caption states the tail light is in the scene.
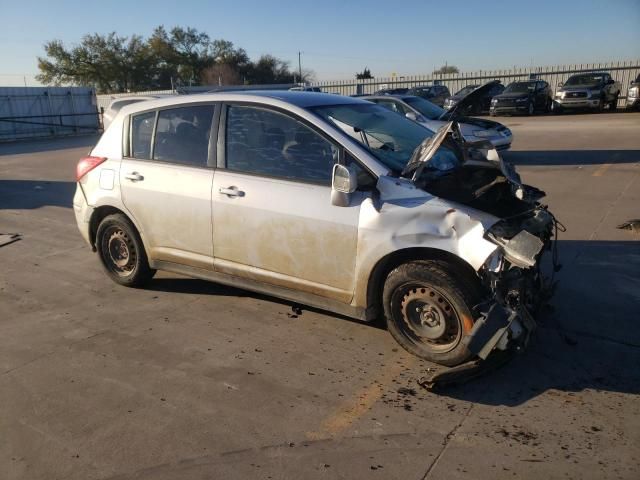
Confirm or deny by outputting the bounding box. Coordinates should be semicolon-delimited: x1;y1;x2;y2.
76;156;107;181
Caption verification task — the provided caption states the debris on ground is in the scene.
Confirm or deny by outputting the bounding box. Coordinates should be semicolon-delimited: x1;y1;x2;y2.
0;233;22;248
617;219;640;235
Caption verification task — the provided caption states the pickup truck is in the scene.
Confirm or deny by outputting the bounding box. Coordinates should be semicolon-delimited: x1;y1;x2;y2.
626;73;640;110
552;72;621;112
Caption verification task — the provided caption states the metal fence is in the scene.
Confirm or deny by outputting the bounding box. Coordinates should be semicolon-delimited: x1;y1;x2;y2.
0;87;101;142
310;60;640;106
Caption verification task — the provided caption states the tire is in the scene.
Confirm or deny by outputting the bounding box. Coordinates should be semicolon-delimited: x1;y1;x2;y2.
544;98;551;114
382;260;483;366
610;94;619;111
597;97;605;113
527;101;534;116
96;213;155;287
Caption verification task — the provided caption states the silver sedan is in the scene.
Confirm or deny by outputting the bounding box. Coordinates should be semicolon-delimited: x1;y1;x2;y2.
363;94;513;150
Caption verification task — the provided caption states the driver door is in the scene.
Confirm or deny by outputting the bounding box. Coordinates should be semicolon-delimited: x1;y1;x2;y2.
211;104;362;302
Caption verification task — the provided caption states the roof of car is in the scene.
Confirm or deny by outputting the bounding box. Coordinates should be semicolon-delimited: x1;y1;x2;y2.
361;94;417;102
118;90;363;115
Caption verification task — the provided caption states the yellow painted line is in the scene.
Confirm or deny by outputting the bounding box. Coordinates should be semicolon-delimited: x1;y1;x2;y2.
306;354;415;440
592;163;612;177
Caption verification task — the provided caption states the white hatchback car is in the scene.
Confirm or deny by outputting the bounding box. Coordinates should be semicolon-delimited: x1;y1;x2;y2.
74;91;557;367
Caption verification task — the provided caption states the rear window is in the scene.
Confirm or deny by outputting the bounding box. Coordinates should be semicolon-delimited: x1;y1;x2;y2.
153;105;214;167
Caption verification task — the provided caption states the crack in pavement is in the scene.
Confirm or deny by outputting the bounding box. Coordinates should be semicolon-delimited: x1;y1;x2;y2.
421;403;475;479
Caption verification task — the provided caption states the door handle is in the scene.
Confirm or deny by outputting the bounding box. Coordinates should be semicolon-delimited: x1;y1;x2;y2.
124;172;144;182
219;186;245;198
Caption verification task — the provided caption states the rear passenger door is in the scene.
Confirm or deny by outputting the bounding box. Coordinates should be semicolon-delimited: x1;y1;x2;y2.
120;103;216;270
211;104;362;302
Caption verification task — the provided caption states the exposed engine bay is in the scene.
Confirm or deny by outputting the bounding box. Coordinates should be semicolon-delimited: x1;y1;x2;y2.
403;121;564;366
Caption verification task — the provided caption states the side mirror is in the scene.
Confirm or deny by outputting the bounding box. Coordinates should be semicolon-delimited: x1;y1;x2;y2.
405;111;419;121
331;164;357;207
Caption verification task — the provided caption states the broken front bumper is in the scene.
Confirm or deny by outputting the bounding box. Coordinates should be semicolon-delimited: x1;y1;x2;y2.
466;207;557;361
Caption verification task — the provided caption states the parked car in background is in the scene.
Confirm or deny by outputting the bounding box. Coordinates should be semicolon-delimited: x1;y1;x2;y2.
102;95;173;130
374;87;409;95
75;91;555;367
289;86;323;92
363;86;512;150
406;85;451;107
553;72;621;112
444;82;504;114
490;80;551;116
626;73;640;110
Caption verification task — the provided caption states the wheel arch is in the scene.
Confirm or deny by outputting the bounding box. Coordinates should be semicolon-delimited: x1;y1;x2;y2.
89;206;141;251
365;247;482;322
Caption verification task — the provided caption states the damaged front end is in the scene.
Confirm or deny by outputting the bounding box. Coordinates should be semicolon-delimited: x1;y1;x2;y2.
403;121;563;386
467;205;558;360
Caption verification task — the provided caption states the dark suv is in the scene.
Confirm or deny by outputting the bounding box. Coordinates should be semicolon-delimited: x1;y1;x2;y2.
406;85;451;107
490;80;552;116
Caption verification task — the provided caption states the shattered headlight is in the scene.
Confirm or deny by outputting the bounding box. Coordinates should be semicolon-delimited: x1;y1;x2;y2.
629;87;638;98
487;230;544;269
491;98;498;105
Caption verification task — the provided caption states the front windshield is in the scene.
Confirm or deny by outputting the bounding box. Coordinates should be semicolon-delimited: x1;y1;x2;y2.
310;103;455;173
504;82;535;94
565;74;604;86
455;85;478;96
403;96;446;120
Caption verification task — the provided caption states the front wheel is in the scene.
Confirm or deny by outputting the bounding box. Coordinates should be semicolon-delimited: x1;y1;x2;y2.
383;261;482;366
609;94;619;111
527;101;534;116
96;213;156;287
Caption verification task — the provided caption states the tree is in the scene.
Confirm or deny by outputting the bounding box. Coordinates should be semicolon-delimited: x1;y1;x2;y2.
433;64;459;75
37;33;155;92
37;27;297;93
356;67;373;80
245;55;294;84
201;63;242;86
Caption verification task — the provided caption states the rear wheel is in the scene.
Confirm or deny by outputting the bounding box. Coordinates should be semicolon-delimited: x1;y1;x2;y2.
96;214;155;287
383;261;482;366
597;97;605;112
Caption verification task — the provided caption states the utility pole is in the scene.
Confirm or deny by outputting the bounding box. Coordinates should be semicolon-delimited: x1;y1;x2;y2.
298;51;302;85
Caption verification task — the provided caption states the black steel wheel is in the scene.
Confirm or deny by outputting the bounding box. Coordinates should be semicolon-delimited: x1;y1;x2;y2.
383;261;482;366
96;213;155;287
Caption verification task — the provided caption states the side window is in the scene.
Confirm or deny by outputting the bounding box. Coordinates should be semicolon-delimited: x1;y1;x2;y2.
376;100;402;114
225;105;338;185
153;105;214;167
130;111;155;159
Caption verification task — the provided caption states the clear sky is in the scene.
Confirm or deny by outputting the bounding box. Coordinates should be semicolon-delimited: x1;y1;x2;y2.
1;0;638;85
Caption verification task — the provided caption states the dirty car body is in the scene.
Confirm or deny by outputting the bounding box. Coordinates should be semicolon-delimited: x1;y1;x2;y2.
74;91;557;367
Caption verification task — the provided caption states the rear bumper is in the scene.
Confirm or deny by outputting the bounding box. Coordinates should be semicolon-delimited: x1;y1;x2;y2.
73;184;93;247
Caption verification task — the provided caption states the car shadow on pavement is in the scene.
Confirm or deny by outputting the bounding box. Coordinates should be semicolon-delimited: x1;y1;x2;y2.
502;149;640;166
0;134;99;156
0;180;76;209
436;239;640;406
